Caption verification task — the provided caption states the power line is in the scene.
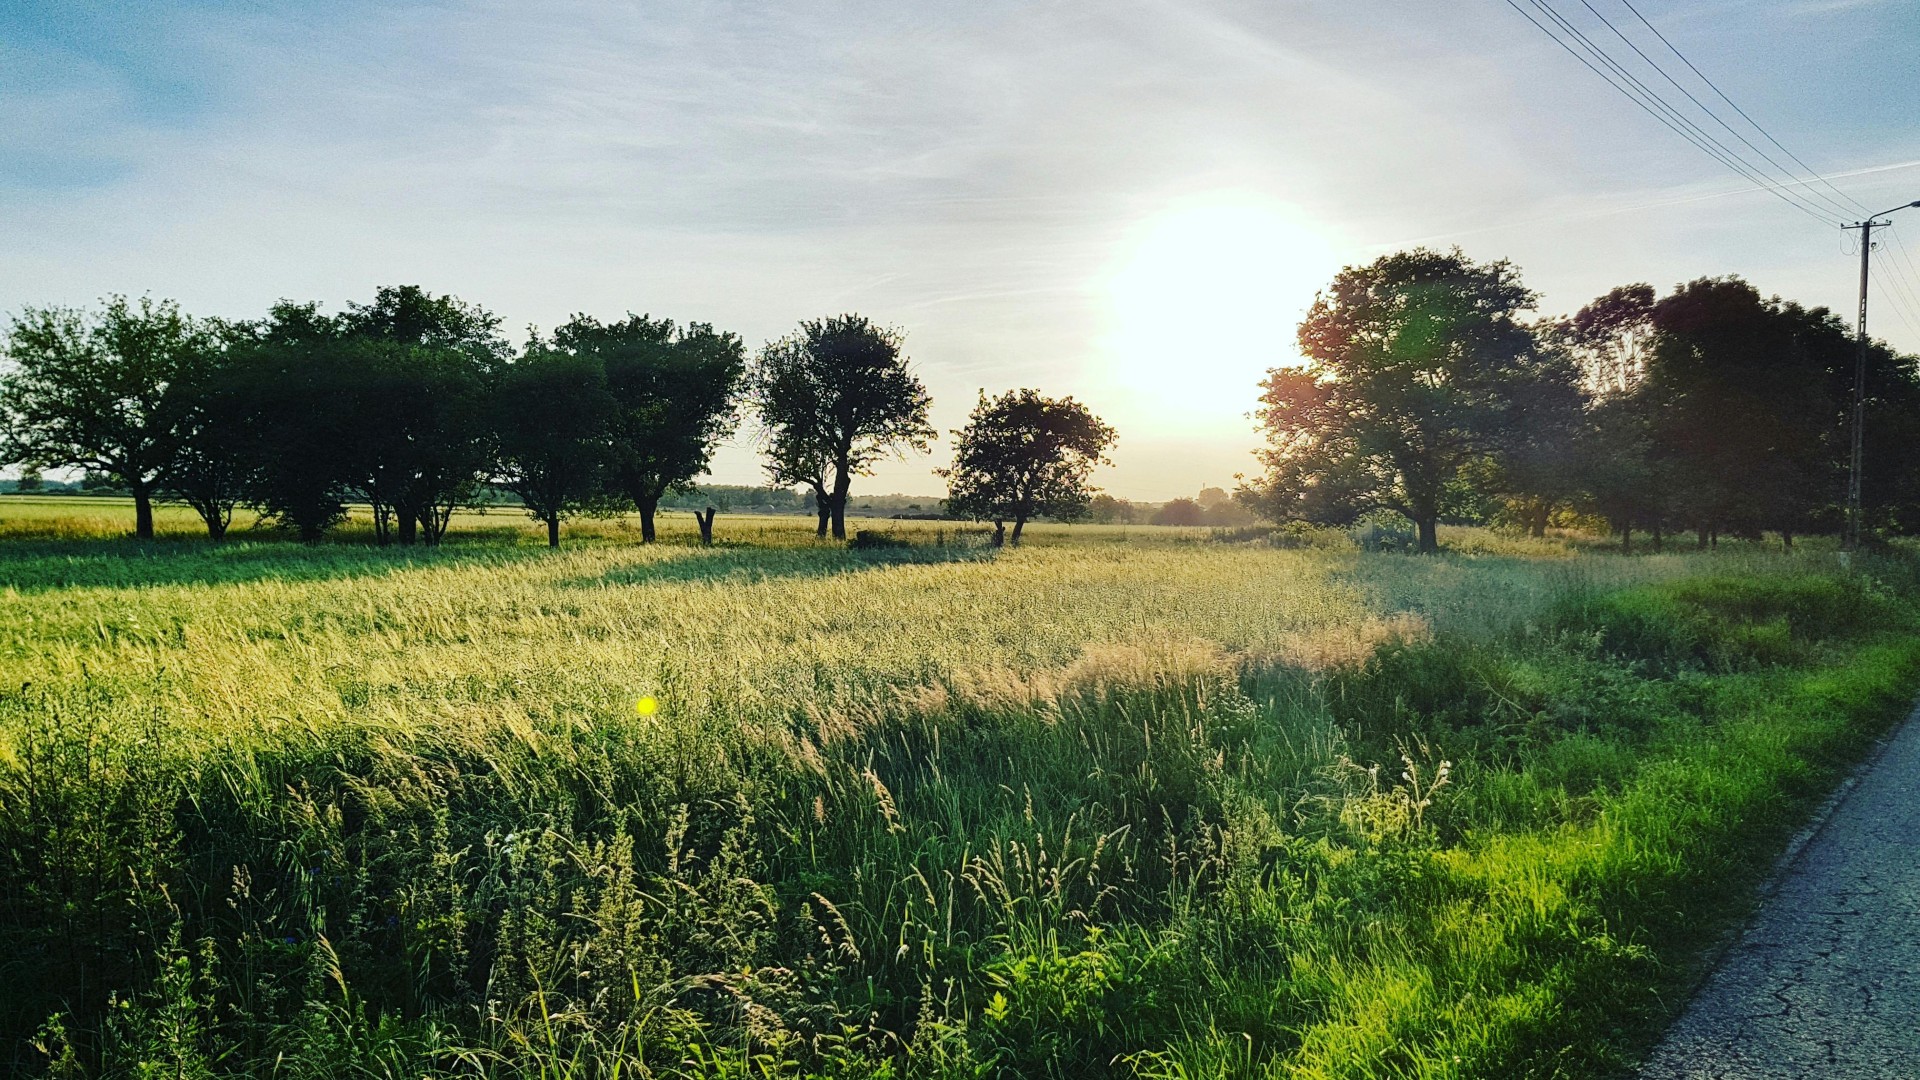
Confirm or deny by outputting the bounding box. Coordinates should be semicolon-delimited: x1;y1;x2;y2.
1877;227;1920;341
1529;0;1844;225
1505;0;1841;226
1616;0;1871;219
1871;275;1920;346
1578;0;1859;221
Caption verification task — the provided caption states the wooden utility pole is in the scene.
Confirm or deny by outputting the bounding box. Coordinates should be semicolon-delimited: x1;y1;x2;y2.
1840;200;1920;551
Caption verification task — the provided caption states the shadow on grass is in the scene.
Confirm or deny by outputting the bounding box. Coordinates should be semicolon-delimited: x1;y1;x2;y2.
0;533;997;594
555;541;997;590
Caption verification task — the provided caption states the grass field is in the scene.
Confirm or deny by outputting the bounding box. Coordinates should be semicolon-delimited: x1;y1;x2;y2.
2;495;1916;1078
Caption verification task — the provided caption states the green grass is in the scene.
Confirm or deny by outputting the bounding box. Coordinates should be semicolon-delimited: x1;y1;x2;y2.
0;498;1913;1078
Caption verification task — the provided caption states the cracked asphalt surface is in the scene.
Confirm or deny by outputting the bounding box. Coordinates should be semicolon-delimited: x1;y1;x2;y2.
1638;709;1920;1078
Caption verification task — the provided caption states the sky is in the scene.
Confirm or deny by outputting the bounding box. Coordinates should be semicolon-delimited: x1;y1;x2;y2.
4;0;1919;500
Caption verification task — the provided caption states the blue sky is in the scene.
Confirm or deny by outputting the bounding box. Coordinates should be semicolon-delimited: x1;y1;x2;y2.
4;0;1918;498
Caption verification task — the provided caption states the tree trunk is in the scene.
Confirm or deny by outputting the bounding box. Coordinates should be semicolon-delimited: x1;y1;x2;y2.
546;515;561;548
1651;525;1663;551
1620;524;1632;554
638;496;659;544
1011;515;1028;545
991;520;1006;547
132;484;155;540
1696;526;1710;550
810;483;830;538
1529;501;1549;538
397;512;417;546
1416;515;1438;554
1782;530;1794;550
696;507;716;546
830;470;852;541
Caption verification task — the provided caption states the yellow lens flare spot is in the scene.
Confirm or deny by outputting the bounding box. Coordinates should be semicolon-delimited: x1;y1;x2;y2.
634;695;660;717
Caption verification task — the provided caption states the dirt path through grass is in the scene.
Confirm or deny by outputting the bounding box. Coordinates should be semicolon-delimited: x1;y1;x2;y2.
1639;703;1920;1078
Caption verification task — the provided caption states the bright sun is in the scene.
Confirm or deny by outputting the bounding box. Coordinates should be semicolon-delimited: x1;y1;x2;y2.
1100;197;1343;426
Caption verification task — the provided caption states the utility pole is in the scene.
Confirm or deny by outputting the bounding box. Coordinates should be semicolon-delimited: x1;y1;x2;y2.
1840;200;1920;552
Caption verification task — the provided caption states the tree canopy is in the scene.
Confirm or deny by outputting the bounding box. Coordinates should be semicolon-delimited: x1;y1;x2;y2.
749;314;933;540
550;314;745;542
0;295;223;538
490;348;617;548
940;389;1115;545
1240;249;1558;552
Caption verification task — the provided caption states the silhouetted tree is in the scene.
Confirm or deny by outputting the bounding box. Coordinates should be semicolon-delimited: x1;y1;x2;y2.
1086;493;1138;524
223;302;358;541
749;315;933;540
1483;326;1588;537
550;314;744;542
1561;285;1667;548
1196;485;1258;526
0;296;220;539
162;329;254;539
337;287;505;545
940;389;1115;546
1567;283;1656;397
1643;278;1835;546
1152;498;1205;526
1240;249;1545;552
14;465;43;493
491;348;616;548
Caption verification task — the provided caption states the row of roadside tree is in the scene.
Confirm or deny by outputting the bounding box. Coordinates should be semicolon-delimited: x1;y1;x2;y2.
0;287;1116;546
1238;249;1920;552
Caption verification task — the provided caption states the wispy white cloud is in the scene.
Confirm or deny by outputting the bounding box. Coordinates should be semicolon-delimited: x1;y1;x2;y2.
2;0;1916;497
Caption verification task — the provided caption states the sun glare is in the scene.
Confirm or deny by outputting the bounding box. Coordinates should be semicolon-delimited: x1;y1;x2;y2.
1100;197;1342;426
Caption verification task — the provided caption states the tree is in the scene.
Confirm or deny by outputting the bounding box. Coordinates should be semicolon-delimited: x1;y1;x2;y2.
1483;327;1588;537
1086;493;1137;524
749;315;934;540
1196;486;1258;526
1642;278;1836;546
223;302;357;541
339;287;505;545
1239;249;1545;553
766;431;836;537
491;348;616;548
1566;284;1656;397
0;296;220;539
940;389;1115;546
1560;285;1668;549
163;329;254;539
340;284;511;369
1152;498;1206;526
550;314;745;543
14;465;43;493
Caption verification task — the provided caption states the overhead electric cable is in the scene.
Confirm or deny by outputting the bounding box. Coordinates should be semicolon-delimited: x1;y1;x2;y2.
1505;0;1841;226
1877;228;1920;338
1871;275;1920;344
1579;0;1860;221
1524;0;1841;224
1616;0;1872;218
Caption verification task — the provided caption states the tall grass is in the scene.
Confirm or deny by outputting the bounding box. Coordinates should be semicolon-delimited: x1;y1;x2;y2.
0;500;1912;1078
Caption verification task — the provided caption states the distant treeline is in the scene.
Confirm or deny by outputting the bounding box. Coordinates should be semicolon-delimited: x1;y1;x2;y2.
0;291;1113;546
15;248;1907;555
1238;250;1920;552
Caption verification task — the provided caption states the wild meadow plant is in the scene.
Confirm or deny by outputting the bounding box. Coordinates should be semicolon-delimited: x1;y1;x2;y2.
0;501;1914;1077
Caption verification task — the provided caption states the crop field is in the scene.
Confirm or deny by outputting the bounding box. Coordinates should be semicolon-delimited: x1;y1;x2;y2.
3;496;1918;1079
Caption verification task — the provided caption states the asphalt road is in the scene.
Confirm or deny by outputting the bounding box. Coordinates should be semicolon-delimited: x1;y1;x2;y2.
1638;707;1920;1078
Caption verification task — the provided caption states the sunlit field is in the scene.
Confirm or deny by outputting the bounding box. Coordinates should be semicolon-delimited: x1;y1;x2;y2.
3;496;1915;1079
